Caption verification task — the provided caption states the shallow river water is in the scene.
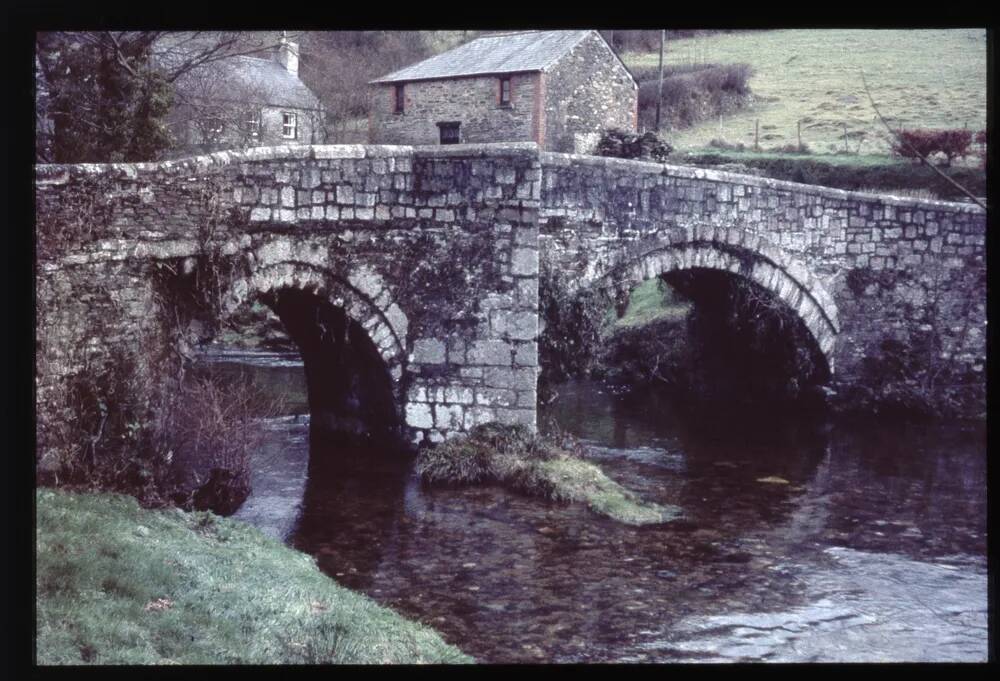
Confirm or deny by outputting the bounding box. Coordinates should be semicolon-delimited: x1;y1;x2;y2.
201;348;989;663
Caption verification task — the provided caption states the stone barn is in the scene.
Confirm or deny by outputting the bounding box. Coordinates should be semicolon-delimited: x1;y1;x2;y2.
368;30;637;154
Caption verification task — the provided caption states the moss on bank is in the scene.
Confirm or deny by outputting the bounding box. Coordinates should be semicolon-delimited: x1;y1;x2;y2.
35;488;470;665
415;424;678;526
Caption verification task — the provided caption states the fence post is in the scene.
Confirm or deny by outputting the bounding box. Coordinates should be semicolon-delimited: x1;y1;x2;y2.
655;29;665;132
755;119;759;151
797;119;802;152
843;122;849;154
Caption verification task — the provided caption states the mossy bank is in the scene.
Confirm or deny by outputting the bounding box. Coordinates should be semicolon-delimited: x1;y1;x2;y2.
415;424;679;526
35;488;470;664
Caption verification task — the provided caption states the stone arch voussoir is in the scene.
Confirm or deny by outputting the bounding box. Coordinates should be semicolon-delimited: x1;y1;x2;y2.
220;261;410;389
596;231;840;374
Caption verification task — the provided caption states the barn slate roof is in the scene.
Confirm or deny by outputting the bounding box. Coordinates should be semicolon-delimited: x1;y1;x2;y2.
371;30;596;84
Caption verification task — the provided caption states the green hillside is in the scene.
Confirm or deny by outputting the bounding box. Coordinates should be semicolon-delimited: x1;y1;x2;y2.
624;29;987;156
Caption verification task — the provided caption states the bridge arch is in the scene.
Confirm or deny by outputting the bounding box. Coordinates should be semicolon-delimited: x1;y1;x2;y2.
594;228;840;374
219;260;410;444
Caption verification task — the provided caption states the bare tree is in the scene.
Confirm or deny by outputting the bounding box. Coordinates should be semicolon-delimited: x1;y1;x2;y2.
35;31;302;162
861;69;986;210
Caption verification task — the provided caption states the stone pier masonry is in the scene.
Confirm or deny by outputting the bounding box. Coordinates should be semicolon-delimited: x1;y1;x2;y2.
36;144;986;464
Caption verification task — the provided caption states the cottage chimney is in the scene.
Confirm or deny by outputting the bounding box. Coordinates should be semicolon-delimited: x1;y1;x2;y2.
277;36;299;76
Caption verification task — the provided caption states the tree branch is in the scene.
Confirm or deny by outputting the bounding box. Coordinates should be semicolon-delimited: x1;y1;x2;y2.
861;69;986;210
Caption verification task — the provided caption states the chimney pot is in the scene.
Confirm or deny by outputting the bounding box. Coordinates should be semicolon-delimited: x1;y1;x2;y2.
277;38;299;77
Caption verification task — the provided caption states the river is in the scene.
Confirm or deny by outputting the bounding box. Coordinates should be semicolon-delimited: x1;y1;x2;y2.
198;347;988;663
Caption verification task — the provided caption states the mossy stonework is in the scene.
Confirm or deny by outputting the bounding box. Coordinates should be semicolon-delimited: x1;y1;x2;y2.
36;144;986;477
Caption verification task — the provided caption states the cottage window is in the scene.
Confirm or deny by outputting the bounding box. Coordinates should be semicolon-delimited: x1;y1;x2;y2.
282;112;298;139
437;121;460;145
245;110;261;141
204;115;225;141
394;84;405;114
499;77;512;106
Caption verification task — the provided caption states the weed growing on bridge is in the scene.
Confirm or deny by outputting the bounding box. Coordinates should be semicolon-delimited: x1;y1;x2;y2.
36;187;117;261
538;260;610;385
46;347;283;514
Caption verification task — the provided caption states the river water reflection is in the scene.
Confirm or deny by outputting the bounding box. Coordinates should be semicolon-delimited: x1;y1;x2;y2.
202;348;988;663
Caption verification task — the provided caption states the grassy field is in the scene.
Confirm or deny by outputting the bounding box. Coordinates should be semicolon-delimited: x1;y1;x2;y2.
36;488;470;665
623;29;987;156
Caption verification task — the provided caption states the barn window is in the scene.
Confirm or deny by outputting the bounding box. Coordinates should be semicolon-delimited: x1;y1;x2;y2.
394;84;405;113
499;77;512;106
282;112;298;139
437;121;460;145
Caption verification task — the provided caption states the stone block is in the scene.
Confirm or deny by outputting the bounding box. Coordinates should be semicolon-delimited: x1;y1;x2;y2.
464;406;496;429
493;311;538;341
475;388;517;407
301;168;321;189
405;403;433;429
483;367;536;391
336;186;355;204
444;387;474;405
514;343;538;367
468;340;513;366
434;403;464;430
411;338;446;364
517;390;537;408
495;408;535;427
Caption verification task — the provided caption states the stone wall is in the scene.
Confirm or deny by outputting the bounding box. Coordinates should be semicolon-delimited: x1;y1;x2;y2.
369;74;539;147
542;32;637;154
538;152;987;400
35;144;543;474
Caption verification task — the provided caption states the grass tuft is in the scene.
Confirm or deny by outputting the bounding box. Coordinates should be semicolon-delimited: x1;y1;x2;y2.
35;488;471;665
612;278;691;331
415;424;679;526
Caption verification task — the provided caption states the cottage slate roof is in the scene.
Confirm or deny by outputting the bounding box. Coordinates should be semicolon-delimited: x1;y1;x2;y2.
221;55;323;110
371;30;595;84
166;51;323;111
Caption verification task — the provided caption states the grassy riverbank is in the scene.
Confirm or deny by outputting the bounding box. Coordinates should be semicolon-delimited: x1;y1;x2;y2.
415;424;678;525
35;488;470;664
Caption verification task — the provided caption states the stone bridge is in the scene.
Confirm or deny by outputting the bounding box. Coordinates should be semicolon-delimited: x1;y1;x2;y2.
35;143;986;469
